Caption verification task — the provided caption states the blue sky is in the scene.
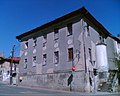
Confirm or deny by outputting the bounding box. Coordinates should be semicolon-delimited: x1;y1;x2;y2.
0;0;120;57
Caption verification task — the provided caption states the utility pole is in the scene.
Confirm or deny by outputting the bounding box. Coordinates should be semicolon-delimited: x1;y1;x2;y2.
10;45;15;85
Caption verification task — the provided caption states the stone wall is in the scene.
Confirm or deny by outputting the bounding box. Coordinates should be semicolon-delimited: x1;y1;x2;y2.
19;71;85;92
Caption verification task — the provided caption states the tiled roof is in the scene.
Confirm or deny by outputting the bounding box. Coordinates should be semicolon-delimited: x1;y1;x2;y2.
7;57;20;63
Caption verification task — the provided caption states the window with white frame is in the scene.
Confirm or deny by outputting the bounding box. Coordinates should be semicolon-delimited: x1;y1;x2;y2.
25;42;28;49
24;58;28;69
33;56;36;67
43;35;47;47
33;38;37;47
54;28;59;40
43;54;47;66
54;51;59;64
67;23;72;36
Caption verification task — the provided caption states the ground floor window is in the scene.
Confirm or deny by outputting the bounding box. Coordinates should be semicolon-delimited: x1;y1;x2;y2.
24;58;28;69
43;54;47;66
33;56;36;67
54;51;59;64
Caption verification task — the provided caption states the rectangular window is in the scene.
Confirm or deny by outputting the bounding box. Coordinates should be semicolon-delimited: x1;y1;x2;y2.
43;35;47;47
68;48;73;61
54;51;59;64
33;56;36;67
43;54;47;66
43;35;47;43
54;28;59;40
99;36;104;43
33;38;37;47
43;42;47;47
24;59;28;69
25;42;28;49
87;25;90;36
88;48;92;62
67;23;72;36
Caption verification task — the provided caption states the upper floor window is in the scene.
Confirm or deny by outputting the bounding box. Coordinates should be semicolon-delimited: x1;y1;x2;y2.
99;36;104;43
67;23;72;36
24;58;28;69
43;35;47;47
54;28;59;40
33;38;37;47
68;48;73;61
43;35;47;43
88;48;92;63
87;24;90;36
43;54;47;66
33;56;36;67
43;42;47;47
54;51;59;64
25;42;28;49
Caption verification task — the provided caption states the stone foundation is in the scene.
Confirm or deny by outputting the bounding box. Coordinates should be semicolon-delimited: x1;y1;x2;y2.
19;71;86;92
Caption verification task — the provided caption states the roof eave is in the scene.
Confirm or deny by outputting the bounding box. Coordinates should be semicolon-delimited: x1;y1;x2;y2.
16;7;119;43
16;7;86;40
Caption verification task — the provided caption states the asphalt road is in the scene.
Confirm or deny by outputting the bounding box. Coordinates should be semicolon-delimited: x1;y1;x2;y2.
0;82;120;96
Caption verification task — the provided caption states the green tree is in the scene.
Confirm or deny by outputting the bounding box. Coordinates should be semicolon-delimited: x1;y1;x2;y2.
115;52;120;84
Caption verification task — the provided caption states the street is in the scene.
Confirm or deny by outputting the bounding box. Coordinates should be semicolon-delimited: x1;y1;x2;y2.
0;83;120;96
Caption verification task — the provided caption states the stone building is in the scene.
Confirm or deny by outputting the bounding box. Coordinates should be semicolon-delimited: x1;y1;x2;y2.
16;7;120;92
0;53;20;84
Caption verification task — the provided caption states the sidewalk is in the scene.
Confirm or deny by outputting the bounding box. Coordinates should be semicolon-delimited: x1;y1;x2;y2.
1;83;120;96
9;84;120;96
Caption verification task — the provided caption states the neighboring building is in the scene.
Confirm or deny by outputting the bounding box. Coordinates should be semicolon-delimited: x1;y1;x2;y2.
0;53;20;84
0;53;4;81
16;7;120;92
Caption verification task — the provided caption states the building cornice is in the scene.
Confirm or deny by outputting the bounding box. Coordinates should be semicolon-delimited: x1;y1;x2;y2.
16;7;120;43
